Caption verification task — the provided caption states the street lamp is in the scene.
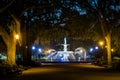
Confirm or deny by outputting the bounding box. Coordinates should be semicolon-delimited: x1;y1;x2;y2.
15;34;19;39
90;48;93;52
31;45;36;61
95;46;98;50
99;41;104;47
99;41;104;63
37;48;42;63
15;34;21;46
38;48;42;53
111;48;114;52
32;46;35;50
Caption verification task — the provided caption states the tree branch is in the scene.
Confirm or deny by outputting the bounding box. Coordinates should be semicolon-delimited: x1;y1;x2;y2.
0;0;15;13
19;3;53;17
0;26;10;46
10;13;22;46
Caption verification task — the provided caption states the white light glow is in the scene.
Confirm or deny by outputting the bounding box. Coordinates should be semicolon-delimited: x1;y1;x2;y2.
95;46;98;49
38;48;42;52
90;48;93;52
32;46;35;50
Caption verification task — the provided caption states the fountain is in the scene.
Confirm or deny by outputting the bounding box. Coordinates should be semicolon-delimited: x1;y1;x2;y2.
46;37;76;62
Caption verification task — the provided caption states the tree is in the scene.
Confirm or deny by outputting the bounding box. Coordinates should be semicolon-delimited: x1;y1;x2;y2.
78;0;120;66
0;15;21;65
111;25;120;56
0;0;54;65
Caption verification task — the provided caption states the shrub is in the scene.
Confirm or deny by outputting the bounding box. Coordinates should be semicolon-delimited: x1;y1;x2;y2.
0;61;22;77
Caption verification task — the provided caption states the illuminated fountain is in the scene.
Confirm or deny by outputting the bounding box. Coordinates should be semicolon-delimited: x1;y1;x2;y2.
46;37;76;62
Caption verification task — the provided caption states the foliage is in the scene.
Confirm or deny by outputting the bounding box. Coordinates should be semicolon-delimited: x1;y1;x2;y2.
0;60;23;77
0;0;119;65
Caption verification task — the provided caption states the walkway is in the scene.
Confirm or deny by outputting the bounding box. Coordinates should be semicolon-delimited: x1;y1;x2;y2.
1;63;120;80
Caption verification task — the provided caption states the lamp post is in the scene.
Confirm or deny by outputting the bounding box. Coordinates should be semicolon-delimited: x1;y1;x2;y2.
90;48;94;61
99;41;104;65
32;45;36;61
38;48;42;62
15;34;22;62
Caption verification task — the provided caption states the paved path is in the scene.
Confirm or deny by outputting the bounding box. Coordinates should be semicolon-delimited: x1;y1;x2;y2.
1;63;120;80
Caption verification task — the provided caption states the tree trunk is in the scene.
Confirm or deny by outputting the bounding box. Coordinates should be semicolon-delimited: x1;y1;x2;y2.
7;40;16;65
99;18;112;66
105;33;112;66
0;15;21;65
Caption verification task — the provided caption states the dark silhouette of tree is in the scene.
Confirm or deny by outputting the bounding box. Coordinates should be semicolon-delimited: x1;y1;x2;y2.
77;0;120;65
0;0;55;65
0;0;119;65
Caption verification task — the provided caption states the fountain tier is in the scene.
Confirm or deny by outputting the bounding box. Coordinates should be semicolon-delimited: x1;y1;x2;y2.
47;37;76;62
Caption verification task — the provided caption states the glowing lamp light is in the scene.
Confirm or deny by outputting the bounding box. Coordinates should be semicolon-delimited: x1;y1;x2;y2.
32;46;35;50
99;41;104;46
15;34;19;39
95;46;98;49
111;49;114;52
26;46;28;48
90;48;93;52
38;48;42;53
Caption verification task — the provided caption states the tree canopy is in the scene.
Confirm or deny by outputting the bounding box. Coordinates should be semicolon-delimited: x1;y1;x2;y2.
0;0;120;65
